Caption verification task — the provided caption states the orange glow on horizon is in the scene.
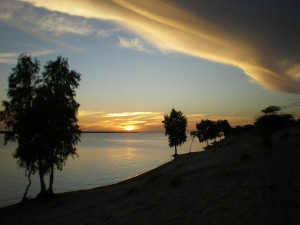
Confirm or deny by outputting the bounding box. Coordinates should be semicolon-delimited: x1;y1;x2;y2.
78;111;164;132
124;126;135;131
77;110;254;132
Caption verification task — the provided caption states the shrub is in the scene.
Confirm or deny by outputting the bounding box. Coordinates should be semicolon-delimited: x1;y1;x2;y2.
254;114;294;131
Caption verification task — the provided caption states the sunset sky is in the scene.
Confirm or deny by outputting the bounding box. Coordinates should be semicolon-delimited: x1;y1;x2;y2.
0;0;300;131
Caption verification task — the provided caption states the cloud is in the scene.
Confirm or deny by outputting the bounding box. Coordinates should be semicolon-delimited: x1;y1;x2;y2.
106;112;160;117
187;114;207;120
0;1;110;36
118;37;153;53
21;0;300;94
38;15;95;36
0;109;253;132
0;0;113;52
0;50;57;64
96;28;121;38
78;110;253;132
78;110;163;131
78;110;106;117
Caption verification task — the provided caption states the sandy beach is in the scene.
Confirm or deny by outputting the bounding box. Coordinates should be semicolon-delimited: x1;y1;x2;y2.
1;126;300;225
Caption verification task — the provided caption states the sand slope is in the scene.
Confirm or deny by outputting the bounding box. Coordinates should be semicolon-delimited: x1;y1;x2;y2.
1;127;300;225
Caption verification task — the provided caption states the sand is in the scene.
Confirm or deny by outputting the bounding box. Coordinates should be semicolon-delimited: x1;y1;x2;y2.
1;126;300;225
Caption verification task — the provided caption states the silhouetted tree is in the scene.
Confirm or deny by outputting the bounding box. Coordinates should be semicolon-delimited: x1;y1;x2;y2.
40;56;81;196
255;113;294;131
216;120;232;138
241;124;254;131
0;54;41;200
0;54;81;200
196;120;218;146
193;119;232;146
255;105;295;132
261;106;281;114
209;121;219;142
230;124;254;135
255;106;294;147
162;109;187;156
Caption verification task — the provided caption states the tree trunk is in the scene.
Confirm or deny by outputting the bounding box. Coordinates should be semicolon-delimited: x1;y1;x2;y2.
21;170;32;203
207;140;209;147
38;166;47;198
189;140;193;153
174;145;178;156
48;166;54;196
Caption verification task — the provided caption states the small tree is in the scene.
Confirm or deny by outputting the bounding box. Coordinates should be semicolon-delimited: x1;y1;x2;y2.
209;121;219;142
196;120;218;146
255;111;294;132
255;105;294;147
162;109;187;156
216;120;232;139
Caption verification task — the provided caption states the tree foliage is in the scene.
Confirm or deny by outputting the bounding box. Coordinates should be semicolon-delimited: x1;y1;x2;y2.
0;54;81;200
0;54;40;175
162;109;187;156
255;105;294;132
195;120;217;146
255;112;294;131
39;56;81;195
216;120;232;138
261;105;281;114
231;124;254;135
194;119;232;146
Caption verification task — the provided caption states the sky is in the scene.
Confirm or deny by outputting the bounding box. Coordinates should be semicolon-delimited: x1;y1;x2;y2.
0;0;300;132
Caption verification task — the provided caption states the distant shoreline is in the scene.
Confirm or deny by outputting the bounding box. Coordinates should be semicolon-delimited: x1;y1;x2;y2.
81;131;139;133
0;131;140;134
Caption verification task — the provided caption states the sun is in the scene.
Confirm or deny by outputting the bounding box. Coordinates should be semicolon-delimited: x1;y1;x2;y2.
124;126;135;131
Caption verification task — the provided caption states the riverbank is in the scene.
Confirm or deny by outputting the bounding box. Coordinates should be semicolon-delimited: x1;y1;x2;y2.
1;126;300;225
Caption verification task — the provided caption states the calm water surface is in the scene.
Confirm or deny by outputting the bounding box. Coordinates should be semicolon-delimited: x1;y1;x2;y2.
0;132;205;207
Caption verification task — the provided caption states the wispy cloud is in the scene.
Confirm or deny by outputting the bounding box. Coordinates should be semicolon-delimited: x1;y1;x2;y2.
78;110;253;131
0;0;120;54
106;112;160;118
96;28;121;38
0;1;118;37
78;110;106;117
118;37;153;53
38;15;95;36
0;50;57;64
0;52;19;64
187;114;207;120
21;0;300;94
78;110;163;131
